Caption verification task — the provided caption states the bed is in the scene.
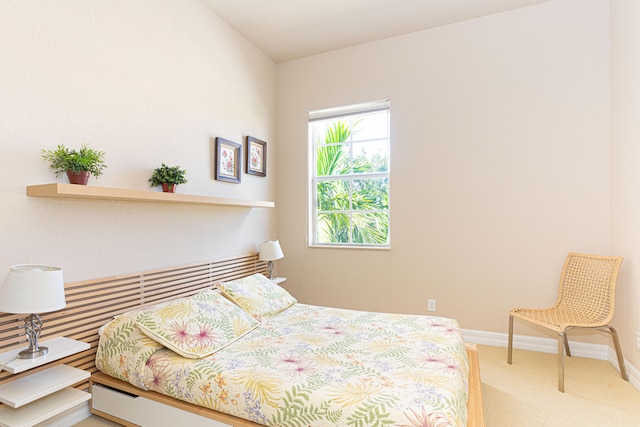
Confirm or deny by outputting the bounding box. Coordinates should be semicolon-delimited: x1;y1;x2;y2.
91;272;485;427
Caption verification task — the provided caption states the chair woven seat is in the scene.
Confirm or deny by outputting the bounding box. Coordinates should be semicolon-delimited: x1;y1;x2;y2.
510;307;608;332
507;252;628;392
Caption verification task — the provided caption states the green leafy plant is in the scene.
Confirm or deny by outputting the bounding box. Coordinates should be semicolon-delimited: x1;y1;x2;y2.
41;144;107;178
315;120;388;245
149;163;188;187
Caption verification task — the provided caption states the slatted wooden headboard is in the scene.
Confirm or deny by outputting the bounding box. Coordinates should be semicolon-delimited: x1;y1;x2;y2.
0;253;267;391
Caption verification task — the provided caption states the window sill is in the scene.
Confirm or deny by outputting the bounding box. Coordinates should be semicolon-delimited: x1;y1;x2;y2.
308;244;390;250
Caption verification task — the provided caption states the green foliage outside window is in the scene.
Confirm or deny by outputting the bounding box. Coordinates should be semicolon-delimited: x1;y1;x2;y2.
313;112;389;246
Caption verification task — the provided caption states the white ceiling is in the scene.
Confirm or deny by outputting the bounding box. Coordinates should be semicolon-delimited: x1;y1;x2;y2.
201;0;551;63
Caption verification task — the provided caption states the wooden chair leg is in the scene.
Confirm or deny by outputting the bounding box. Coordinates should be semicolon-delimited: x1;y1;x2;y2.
558;333;565;392
508;315;514;364
609;326;629;381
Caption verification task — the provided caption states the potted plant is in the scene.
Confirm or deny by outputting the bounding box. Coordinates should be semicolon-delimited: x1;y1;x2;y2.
149;163;188;193
41;144;107;185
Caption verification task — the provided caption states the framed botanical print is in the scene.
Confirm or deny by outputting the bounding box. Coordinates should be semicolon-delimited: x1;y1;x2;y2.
215;137;241;183
246;136;266;177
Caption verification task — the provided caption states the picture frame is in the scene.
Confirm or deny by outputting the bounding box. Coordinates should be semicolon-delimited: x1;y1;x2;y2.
215;137;241;183
246;136;267;177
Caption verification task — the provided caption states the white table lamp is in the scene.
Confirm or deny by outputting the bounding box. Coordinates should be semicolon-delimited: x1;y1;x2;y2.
0;265;66;359
259;240;284;279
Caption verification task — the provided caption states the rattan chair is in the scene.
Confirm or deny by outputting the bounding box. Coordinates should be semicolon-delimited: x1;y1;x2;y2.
507;252;628;392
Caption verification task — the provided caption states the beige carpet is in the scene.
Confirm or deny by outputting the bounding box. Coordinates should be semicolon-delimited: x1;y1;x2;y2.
479;345;640;426
73;345;640;426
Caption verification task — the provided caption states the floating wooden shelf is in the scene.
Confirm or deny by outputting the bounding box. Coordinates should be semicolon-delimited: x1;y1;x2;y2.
26;183;274;208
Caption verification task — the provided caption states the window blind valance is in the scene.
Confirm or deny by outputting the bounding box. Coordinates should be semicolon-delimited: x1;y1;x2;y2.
308;98;390;122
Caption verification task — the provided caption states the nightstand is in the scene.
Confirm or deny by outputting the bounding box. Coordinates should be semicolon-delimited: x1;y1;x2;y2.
0;337;90;427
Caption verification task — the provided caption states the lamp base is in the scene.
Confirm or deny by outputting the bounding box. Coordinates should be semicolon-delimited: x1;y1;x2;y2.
19;313;48;359
267;261;275;280
18;345;48;359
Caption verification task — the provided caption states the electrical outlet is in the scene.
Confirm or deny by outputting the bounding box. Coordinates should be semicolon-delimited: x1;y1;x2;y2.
428;299;436;312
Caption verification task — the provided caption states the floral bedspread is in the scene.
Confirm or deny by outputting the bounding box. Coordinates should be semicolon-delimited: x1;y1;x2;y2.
96;303;468;427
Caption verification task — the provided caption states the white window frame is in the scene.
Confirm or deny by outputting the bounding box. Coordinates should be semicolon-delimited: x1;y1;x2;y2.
308;99;390;248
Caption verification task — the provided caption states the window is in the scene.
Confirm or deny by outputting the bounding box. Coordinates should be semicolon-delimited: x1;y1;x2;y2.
309;99;390;247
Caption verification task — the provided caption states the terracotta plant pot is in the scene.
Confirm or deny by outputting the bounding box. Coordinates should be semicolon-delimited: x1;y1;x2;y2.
66;170;90;185
161;183;177;193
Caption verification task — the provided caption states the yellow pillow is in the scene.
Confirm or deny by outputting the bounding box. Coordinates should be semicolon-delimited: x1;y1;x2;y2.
217;274;296;321
135;290;258;358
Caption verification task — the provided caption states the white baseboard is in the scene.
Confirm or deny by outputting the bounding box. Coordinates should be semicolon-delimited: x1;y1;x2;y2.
462;328;640;391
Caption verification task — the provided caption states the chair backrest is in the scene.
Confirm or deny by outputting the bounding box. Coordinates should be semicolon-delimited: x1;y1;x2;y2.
556;252;623;325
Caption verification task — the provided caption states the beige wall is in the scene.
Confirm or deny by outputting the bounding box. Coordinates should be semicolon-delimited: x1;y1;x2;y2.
612;0;640;373
276;0;612;340
3;0;636;371
0;0;277;282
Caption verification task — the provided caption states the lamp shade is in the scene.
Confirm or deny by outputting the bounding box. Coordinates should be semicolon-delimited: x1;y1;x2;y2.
0;265;66;314
259;240;284;261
